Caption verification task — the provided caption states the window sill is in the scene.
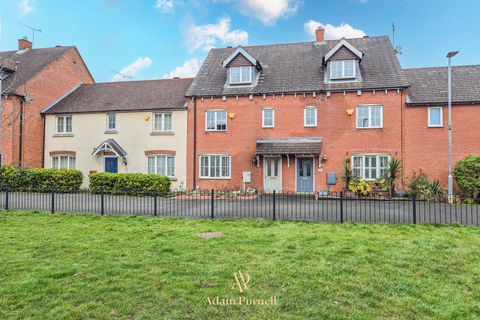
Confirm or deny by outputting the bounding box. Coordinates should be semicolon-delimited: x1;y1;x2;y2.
356;127;383;130
428;125;444;128
230;82;252;85
205;130;227;132
304;125;317;127
262;126;274;129
331;76;356;80
199;177;231;180
169;177;178;181
104;130;118;134
150;131;174;136
53;133;74;137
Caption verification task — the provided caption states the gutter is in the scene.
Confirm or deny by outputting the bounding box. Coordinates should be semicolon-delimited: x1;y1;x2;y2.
185;85;411;98
42;114;46;168
19;97;24;164
193;96;197;190
406;100;480;106
42;107;188;115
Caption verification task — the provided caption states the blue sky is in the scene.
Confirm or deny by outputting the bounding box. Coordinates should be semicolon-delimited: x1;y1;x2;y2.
1;0;478;83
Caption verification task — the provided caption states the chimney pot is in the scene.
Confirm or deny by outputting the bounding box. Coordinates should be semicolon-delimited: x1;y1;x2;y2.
173;77;180;79
18;38;33;51
316;26;324;42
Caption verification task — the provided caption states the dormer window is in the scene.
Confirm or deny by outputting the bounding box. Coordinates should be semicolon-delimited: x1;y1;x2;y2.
230;66;252;84
331;60;355;79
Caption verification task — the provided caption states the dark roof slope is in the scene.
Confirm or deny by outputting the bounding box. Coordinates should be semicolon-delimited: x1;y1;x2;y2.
404;65;480;105
42;78;194;114
186;36;409;96
0;46;75;94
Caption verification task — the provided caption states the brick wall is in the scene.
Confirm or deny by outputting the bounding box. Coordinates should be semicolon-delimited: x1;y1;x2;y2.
187;89;405;192
1;48;94;168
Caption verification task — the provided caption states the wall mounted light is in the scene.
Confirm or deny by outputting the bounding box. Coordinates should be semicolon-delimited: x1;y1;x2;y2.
252;156;257;166
323;154;327;160
229;113;236;119
144;115;150;121
346;109;354;116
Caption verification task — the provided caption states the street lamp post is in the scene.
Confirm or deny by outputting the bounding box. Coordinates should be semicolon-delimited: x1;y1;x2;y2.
447;51;459;199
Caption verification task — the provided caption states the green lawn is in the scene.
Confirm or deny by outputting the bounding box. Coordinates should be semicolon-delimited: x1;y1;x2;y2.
1;211;480;319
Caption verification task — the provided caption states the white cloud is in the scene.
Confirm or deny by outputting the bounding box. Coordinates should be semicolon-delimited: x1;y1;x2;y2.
304;20;366;40
100;0;119;10
111;57;152;81
19;0;35;16
215;0;301;26
154;0;175;13
163;58;200;79
182;16;248;54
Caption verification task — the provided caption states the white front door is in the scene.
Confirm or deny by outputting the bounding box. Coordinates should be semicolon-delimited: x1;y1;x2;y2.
264;157;282;192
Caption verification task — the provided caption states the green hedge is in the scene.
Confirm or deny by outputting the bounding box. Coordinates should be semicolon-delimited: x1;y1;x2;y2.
0;165;84;191
89;173;171;195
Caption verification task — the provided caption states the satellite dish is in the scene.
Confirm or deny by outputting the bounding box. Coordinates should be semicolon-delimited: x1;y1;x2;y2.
395;46;402;55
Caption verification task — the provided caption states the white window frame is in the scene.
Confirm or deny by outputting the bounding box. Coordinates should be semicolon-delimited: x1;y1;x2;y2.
107;114;116;131
56;116;72;133
199;155;231;179
304;106;317;127
205;110;227;131
356;105;383;129
51;155;76;169
230;66;252;84
330;60;355;79
262;108;274;128
153;113;173;132
146;155;175;177
351;154;390;181
428;107;443;127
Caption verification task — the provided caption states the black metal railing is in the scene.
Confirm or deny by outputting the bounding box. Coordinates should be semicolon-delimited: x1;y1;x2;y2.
1;186;479;226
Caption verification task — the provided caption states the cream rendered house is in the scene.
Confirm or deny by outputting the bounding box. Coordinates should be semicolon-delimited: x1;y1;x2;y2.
41;78;193;189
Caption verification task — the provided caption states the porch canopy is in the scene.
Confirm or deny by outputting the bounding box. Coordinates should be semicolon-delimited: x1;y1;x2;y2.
92;139;127;163
255;138;323;155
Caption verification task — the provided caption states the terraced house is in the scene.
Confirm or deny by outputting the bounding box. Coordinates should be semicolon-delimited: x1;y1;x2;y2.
0;38;94;167
186;27;410;193
41;79;193;188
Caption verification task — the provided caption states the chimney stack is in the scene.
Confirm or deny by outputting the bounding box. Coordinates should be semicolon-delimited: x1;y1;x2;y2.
18;37;33;51
316;26;324;42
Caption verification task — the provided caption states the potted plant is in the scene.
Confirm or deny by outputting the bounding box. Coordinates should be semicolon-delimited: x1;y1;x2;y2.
383;156;403;197
339;161;355;192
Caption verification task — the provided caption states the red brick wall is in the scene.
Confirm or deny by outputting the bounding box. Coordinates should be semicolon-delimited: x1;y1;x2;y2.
0;96;22;165
403;104;480;191
1;48;94;168
187;89;405;192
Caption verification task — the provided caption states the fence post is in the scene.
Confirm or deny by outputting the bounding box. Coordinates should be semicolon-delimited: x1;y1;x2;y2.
154;188;157;217
412;193;417;224
101;187;104;215
340;191;344;223
5;184;9;210
211;189;214;219
51;186;55;214
273;190;276;221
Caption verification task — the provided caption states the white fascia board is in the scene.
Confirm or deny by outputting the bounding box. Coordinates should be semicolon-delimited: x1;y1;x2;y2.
222;47;257;68
325;39;363;62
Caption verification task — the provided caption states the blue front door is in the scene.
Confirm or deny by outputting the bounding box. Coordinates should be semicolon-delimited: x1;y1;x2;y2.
105;157;118;173
297;157;314;192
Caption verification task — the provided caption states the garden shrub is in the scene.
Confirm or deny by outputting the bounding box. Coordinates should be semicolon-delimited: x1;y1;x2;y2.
0;165;83;191
406;169;446;197
453;155;480;196
89;173;171;195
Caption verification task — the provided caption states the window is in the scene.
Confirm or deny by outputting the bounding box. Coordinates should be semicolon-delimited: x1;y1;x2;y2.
230;66;252;84
200;155;231;178
51;155;76;169
56;116;72;133
147;155;175;177
153;113;173;132
107;114;116;130
304;107;317;126
428;107;443;127
206;110;227;131
262;109;274;127
357;105;383;128
352;155;390;180
331;60;355;79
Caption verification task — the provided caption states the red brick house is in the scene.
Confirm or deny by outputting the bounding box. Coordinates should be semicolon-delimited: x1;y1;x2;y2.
0;38;94;167
185;28;411;192
403;66;480;187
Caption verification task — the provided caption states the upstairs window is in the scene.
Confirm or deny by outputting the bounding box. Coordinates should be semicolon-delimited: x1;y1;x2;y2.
357;105;383;128
206;110;227;131
304;107;317;127
107;114;116;131
154;113;173;132
262;109;274;128
56;116;72;133
230;66;252;84
428;107;443;127
331;60;355;79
